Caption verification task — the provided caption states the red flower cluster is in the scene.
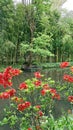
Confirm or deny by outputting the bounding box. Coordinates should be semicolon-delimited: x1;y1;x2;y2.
60;62;69;68
63;74;73;82
11;96;23;103
40;87;60;100
52;93;60;100
43;84;49;90
41;84;50;96
28;128;32;130
49;88;57;94
41;89;46;96
0;89;16;99
19;82;28;90
18;101;31;111
35;105;41;109
34;72;42;78
0;66;21;88
38;110;43;116
49;88;60;100
34;80;41;87
36;125;42;130
70;66;73;72
68;96;73;103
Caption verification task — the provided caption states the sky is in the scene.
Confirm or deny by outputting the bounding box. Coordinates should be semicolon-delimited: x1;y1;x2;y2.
14;0;73;11
62;0;73;11
13;0;21;4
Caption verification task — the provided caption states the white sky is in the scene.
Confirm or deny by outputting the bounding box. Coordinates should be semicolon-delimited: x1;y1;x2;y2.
13;0;21;3
13;0;73;11
62;0;73;11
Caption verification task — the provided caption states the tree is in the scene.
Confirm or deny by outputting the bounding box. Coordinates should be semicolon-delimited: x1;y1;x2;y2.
0;0;73;65
20;33;53;64
61;16;73;61
0;0;15;64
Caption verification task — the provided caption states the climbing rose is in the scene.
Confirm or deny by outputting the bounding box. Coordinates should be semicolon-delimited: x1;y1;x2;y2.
60;62;69;68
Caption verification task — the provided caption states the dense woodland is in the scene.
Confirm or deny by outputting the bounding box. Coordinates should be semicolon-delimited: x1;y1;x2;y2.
0;0;73;66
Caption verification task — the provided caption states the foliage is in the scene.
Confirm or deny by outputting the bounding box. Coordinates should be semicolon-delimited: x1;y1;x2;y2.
0;67;59;129
20;33;54;63
0;0;73;65
0;62;73;129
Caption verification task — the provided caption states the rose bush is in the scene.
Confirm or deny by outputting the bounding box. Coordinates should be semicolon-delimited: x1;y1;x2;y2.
0;62;73;130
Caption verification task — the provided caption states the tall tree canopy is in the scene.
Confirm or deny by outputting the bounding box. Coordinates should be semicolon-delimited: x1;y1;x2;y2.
0;0;73;65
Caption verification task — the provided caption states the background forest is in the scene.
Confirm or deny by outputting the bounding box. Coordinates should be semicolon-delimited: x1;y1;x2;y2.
0;0;73;66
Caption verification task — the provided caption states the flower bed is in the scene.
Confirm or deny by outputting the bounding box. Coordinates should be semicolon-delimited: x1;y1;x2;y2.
0;62;73;130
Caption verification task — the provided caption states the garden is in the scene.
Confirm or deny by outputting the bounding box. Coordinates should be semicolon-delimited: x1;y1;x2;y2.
0;62;73;130
0;0;73;129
